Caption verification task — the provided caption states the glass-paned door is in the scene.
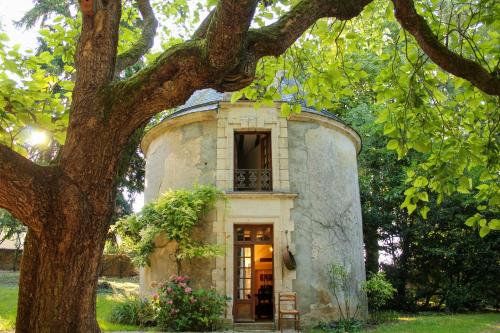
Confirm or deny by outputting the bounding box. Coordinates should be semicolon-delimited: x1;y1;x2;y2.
233;225;274;322
234;245;254;321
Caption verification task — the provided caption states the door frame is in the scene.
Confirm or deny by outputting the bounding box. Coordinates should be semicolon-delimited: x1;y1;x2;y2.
233;224;274;322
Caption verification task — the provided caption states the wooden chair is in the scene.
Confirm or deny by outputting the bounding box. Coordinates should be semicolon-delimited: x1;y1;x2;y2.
278;292;300;332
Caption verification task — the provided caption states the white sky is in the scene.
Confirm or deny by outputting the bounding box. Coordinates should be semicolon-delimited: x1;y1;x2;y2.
0;0;39;50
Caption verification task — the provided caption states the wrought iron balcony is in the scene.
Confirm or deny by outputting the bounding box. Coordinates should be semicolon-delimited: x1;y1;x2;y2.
234;169;272;191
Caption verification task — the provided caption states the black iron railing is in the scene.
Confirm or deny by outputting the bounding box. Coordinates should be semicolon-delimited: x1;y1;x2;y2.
234;169;272;191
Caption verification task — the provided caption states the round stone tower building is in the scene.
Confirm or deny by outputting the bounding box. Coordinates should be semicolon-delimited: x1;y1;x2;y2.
140;89;366;325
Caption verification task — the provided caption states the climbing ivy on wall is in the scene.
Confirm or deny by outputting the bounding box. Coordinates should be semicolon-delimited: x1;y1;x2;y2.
114;185;225;270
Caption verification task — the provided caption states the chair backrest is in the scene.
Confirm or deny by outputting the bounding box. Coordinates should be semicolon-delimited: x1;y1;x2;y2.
278;292;297;311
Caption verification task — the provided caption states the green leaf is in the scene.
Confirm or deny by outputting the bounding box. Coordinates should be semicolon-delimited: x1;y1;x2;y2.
414;141;430;153
280;103;291;117
419;206;430;219
465;214;481;227
407;203;417;215
230;91;244;103
489;219;500;230
386;139;398;150
413;176;428;188
417;191;429;202
345;32;357;39
479;226;490;238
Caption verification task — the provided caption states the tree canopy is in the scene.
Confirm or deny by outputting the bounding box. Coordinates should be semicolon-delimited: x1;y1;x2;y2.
1;0;498;236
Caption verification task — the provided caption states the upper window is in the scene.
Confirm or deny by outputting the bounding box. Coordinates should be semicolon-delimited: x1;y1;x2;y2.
234;132;272;191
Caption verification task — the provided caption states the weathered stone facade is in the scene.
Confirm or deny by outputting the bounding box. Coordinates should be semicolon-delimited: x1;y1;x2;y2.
140;91;366;324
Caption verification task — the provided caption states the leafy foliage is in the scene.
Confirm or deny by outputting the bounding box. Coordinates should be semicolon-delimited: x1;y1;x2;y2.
114;185;225;267
0;209;25;249
0;209;25;270
154;275;229;332
233;0;499;235
348;65;500;313
109;298;156;327
357;115;500;312
1;0;498;236
362;272;396;312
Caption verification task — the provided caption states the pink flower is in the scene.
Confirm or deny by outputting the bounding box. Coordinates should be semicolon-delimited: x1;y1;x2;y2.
152;293;158;300
179;282;187;288
190;296;196;304
166;287;173;293
185;287;192;294
167;300;173;304
174;275;190;283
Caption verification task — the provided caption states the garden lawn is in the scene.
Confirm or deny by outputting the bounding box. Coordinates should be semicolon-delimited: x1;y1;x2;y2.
1;273;499;332
366;313;500;333
0;271;144;332
307;313;500;333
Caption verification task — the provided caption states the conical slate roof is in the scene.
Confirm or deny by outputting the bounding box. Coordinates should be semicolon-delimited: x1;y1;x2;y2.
168;88;347;126
177;89;224;110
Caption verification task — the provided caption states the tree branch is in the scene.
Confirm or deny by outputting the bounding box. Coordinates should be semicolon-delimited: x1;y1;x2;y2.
249;0;374;58
392;0;500;96
217;0;373;90
114;0;158;76
113;0;376;124
205;0;259;70
112;40;207;129
193;9;215;39
0;144;49;235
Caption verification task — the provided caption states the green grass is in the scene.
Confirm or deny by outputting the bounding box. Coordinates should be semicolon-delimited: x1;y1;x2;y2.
0;271;145;331
1;271;499;332
366;313;500;333
310;312;500;333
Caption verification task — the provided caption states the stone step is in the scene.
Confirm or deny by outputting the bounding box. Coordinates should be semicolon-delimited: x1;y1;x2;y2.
233;322;275;332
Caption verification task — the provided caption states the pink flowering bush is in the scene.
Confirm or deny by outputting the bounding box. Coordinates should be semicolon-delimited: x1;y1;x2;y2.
155;275;229;331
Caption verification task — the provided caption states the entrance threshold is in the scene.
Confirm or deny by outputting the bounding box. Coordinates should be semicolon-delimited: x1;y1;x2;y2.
234;321;275;332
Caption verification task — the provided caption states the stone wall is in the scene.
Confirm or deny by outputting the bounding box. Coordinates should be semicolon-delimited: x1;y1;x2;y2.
141;118;218;295
0;249;137;277
287;120;367;323
99;254;137;277
0;248;22;271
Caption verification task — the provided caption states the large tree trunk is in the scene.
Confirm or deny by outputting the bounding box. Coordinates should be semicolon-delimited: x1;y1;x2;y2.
15;180;113;333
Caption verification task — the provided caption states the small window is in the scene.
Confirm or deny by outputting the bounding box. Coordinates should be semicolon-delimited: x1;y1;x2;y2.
234;132;272;191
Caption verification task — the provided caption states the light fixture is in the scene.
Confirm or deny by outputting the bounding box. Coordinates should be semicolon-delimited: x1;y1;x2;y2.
269;246;273;252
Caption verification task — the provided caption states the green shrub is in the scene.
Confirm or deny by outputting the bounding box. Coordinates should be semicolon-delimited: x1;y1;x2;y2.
362;272;396;312
110;298;156;327
114;185;225;268
329;264;362;320
317;318;364;333
444;285;489;312
155;275;229;331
